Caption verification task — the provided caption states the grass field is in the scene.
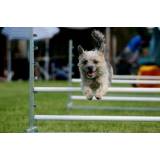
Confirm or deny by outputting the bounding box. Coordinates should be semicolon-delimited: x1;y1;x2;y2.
0;80;160;132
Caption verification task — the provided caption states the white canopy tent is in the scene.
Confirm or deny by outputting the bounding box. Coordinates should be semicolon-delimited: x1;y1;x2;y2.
2;27;60;81
2;27;32;40
33;27;59;40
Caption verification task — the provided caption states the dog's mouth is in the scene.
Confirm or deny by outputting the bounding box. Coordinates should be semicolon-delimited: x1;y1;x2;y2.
86;71;96;78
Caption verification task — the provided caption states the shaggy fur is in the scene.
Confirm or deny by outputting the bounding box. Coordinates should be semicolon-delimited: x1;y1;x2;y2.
78;30;113;100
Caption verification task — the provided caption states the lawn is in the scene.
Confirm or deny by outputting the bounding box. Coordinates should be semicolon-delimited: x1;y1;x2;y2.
0;80;160;132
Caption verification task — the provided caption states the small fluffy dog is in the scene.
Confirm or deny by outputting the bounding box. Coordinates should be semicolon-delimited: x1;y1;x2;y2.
78;30;113;100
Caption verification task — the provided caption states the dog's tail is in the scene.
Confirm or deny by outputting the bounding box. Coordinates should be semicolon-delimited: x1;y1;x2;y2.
91;30;105;51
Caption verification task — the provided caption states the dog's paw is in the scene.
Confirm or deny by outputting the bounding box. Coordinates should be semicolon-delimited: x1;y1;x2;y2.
95;91;103;100
95;95;102;100
86;95;93;100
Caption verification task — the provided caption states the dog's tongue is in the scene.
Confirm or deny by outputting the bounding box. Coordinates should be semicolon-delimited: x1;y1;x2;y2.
87;71;96;77
88;72;93;76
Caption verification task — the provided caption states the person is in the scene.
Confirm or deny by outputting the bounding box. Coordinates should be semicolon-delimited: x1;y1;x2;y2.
116;29;150;75
123;35;142;63
138;27;160;65
12;40;29;80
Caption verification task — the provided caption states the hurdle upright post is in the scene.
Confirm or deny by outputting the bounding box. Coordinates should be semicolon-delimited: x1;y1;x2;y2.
7;40;12;81
27;29;37;132
44;39;50;80
67;40;74;109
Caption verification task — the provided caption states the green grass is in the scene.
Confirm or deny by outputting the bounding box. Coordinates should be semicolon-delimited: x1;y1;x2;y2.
0;80;160;132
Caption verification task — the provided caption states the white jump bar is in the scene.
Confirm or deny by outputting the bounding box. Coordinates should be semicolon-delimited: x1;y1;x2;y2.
34;87;160;93
69;105;160;111
72;79;160;84
113;75;160;80
34;87;81;92
34;115;160;122
71;96;160;102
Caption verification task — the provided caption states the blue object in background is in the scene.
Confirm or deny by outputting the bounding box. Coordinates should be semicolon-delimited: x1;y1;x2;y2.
126;35;142;53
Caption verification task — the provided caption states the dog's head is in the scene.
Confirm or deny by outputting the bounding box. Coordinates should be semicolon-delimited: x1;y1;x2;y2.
78;45;106;79
78;30;106;79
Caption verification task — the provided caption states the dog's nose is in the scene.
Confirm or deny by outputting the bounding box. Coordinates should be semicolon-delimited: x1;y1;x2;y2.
87;66;93;71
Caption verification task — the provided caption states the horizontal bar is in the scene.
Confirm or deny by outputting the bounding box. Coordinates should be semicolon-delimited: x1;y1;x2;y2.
113;80;160;84
34;115;160;122
34;87;160;93
69;105;160;111
71;96;160;102
113;75;160;80
34;87;81;92
72;79;160;84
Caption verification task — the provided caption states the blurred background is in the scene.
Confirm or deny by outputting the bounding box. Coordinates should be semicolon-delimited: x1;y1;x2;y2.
1;27;160;132
0;27;160;82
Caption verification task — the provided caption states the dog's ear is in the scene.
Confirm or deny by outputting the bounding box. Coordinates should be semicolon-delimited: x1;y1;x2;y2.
78;45;84;55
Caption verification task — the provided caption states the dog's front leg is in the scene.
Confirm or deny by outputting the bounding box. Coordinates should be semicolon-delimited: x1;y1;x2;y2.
95;81;108;100
83;86;93;100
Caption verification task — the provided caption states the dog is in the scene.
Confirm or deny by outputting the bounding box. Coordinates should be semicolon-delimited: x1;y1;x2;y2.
78;30;113;100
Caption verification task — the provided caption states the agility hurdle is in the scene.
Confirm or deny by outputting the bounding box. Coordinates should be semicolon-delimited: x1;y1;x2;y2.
67;39;160;111
27;39;160;133
72;78;160;84
113;75;160;80
34;86;160;93
33;86;160;112
34;115;160;122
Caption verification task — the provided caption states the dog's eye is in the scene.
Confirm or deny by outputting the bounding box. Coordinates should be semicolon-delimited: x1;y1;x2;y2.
93;60;98;64
82;60;88;65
